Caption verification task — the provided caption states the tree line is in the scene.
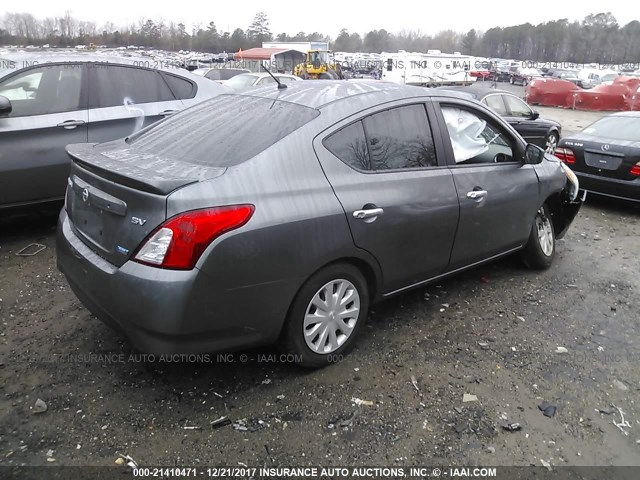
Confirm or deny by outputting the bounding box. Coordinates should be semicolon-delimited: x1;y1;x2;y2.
1;11;640;64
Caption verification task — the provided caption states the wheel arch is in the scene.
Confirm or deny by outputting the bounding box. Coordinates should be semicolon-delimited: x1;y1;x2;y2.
542;190;577;240
276;255;381;340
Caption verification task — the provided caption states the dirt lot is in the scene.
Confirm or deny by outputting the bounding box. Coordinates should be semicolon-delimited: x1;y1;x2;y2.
1;107;640;470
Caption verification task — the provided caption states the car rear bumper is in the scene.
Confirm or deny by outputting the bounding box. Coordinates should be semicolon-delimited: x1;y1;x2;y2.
574;171;640;202
56;210;284;354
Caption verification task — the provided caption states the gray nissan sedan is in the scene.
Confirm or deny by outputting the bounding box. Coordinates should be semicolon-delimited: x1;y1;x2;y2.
57;81;583;367
0;52;229;209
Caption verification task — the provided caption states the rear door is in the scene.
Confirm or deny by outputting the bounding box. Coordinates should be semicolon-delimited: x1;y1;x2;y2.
314;101;460;294
86;64;185;143
433;99;539;270
0;63;88;206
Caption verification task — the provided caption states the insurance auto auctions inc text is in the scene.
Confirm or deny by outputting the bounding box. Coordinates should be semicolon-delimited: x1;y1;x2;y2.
188;466;498;478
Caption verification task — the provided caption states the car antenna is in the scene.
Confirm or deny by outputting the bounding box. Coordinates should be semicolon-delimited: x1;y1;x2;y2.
261;64;287;89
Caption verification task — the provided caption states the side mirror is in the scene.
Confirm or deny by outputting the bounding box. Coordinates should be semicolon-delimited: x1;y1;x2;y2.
524;143;545;165
530;110;540;120
0;95;11;117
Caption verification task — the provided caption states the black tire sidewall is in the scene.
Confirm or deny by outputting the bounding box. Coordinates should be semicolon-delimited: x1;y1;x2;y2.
279;263;370;368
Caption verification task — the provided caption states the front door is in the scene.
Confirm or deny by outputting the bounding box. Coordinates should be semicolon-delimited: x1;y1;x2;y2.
0;63;88;207
435;101;540;270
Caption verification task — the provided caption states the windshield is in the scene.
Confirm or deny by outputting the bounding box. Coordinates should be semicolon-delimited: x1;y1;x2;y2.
126;94;320;167
224;74;259;90
309;51;329;64
582;116;640;142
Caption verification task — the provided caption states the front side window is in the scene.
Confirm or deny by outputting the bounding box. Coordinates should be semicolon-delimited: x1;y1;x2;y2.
89;65;174;108
440;105;514;164
0;64;82;117
504;95;533;118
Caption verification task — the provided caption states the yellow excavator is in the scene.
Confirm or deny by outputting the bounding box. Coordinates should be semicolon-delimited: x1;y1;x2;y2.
294;50;343;79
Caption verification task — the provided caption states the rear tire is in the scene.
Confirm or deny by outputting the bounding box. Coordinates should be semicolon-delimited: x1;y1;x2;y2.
278;263;369;368
521;205;556;269
545;131;559;154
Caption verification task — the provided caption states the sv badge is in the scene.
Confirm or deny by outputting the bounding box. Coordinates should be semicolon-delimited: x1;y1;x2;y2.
131;217;147;226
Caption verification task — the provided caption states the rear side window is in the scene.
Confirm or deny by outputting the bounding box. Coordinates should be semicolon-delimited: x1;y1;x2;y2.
324;104;438;171
162;73;195;99
482;95;507;115
89;65;175;108
364;104;437;170
126;95;319;167
324;121;370;170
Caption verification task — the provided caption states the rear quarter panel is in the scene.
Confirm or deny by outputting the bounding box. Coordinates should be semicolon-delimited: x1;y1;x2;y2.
164;121;379;342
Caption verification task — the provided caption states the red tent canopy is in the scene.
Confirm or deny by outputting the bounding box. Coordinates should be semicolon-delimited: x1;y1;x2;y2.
235;47;289;60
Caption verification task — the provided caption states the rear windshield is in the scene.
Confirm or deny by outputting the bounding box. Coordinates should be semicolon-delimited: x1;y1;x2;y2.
126;94;319;167
205;70;244;81
582;116;640;142
225;74;260;89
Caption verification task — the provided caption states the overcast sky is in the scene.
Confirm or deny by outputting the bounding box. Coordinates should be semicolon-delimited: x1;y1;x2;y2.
3;1;638;37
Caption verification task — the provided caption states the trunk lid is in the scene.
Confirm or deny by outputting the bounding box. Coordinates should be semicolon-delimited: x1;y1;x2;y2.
65;141;226;267
562;133;640;181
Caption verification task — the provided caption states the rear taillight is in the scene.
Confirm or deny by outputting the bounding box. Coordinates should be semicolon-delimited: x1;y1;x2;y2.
631;162;640;176
133;205;255;270
554;147;575;164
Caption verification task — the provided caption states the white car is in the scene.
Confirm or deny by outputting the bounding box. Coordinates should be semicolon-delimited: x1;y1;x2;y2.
224;72;302;90
192;68;250;84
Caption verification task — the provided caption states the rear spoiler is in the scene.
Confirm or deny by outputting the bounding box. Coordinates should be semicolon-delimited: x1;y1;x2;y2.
66;142;225;195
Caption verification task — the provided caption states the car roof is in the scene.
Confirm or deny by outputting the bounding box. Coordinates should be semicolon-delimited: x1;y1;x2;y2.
235;80;471;109
435;86;515;100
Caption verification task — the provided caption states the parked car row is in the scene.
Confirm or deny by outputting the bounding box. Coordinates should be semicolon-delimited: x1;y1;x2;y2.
0;53;229;209
3;51;612;368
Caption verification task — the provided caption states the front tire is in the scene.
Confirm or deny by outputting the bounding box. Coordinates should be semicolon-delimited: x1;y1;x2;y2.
278;263;370;368
521;205;556;269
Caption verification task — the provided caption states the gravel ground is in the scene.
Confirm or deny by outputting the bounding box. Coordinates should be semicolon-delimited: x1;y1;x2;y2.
1;106;639;470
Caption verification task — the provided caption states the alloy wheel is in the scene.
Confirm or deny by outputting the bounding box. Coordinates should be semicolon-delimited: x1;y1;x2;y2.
536;209;554;256
545;133;558;154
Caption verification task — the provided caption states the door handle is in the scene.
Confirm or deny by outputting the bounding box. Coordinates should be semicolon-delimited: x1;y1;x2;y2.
57;120;86;129
353;207;384;219
466;190;488;200
159;110;178;116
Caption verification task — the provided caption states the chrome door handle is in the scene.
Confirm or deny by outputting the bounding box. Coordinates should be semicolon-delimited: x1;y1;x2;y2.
466;190;488;200
57;120;86;129
353;208;384;219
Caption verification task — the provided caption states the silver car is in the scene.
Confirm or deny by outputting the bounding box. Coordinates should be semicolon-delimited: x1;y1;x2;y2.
57;81;583;367
0;53;229;208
